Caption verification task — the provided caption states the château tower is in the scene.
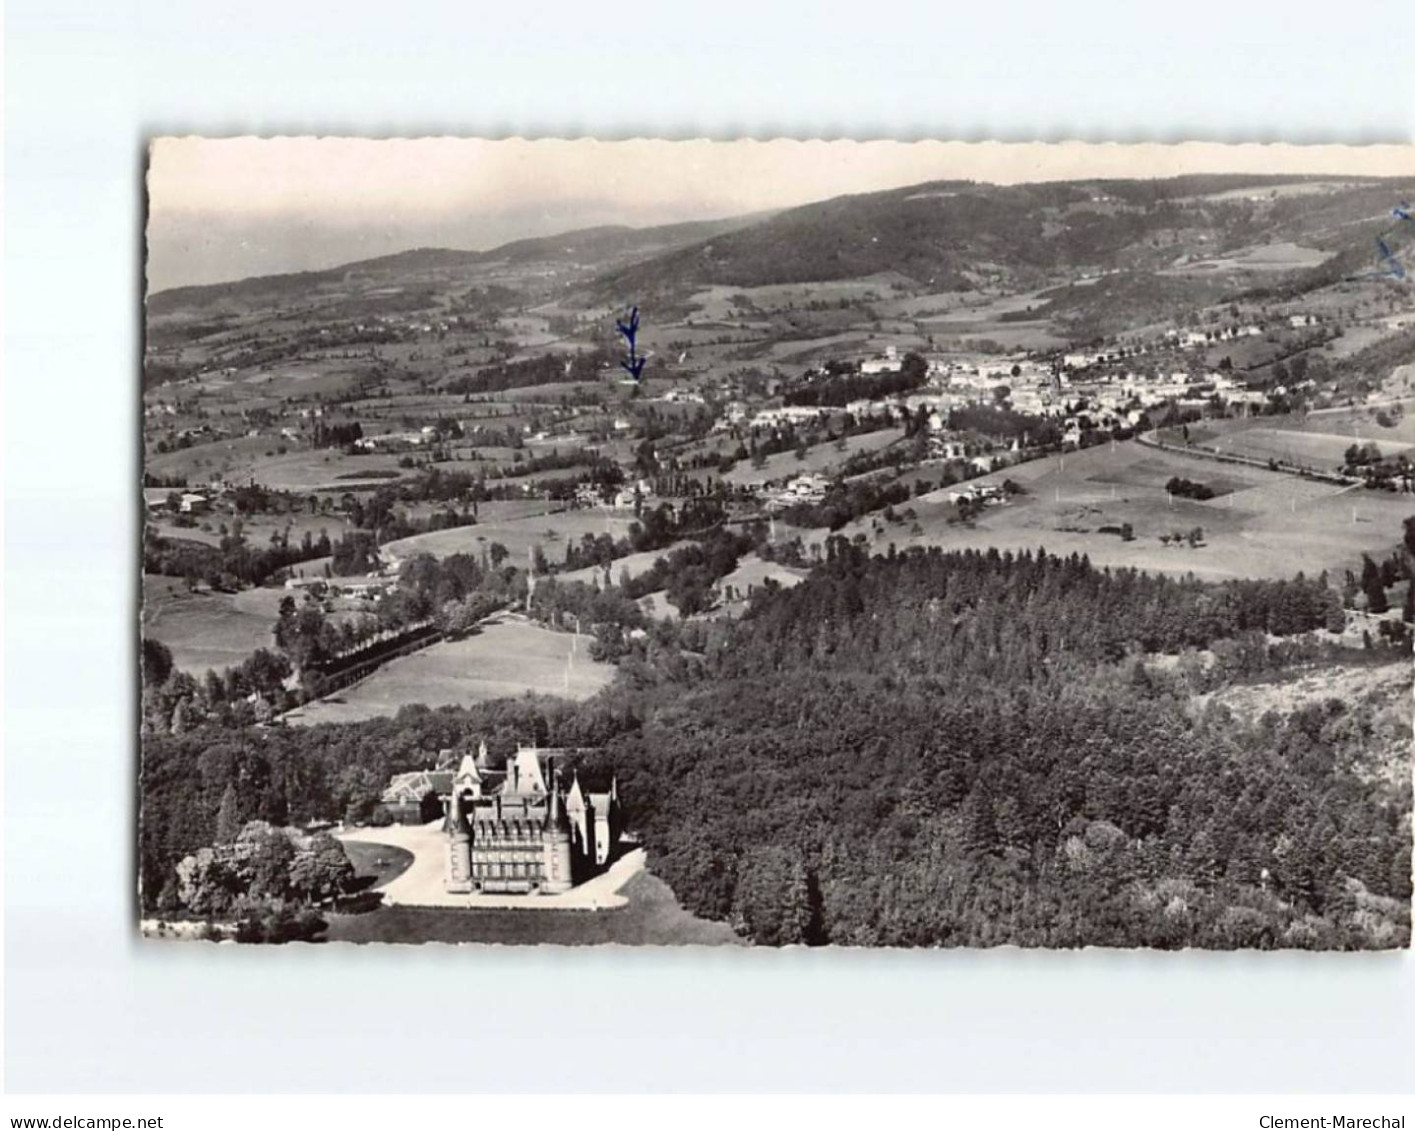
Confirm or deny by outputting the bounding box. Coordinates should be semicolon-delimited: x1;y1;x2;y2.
540;764;574;895
446;786;473;893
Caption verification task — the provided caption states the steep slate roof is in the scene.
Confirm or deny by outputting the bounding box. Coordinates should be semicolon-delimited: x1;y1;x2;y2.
381;769;451;804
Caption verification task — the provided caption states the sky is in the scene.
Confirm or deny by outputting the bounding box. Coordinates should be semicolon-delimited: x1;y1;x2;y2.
145;138;1415;293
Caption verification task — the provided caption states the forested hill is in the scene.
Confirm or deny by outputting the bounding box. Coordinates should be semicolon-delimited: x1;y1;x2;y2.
139;544;1411;949
591;543;1410;949
712;542;1341;678
592;175;1406;294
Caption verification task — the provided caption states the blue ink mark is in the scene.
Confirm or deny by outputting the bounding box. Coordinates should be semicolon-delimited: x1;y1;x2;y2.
616;306;648;383
1393;201;1414;224
1377;237;1407;280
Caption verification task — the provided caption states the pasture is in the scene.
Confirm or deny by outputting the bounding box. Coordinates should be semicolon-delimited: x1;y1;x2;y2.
147;437;419;491
1182;411;1415;471
558;541;694;587
1164;242;1330;275
1202;427;1407;470
819;438;1415;582
721;428;905;487
379;507;639;567
282;618;614;727
142;575;286;674
714;554;809;615
149;512;355;549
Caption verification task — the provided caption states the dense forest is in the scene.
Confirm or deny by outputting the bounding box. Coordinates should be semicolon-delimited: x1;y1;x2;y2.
140;543;1411;948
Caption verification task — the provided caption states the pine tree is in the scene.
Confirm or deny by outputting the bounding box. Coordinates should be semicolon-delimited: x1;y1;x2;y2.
215;783;241;845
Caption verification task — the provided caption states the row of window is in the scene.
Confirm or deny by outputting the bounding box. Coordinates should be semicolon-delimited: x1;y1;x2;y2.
471;830;547;845
473;861;543;879
472;849;543;863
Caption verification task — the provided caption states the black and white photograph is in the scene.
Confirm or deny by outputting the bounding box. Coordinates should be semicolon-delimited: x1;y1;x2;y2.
138;138;1413;950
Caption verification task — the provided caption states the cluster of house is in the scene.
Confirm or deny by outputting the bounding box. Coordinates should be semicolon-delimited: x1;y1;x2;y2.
284;551;403;599
353;427;440;452
762;473;831;509
655;387;706;405
1165;325;1265;348
283;574;391;600
945;482;1007;506
351;317;452;335
143;488;212;516
573;478;656;510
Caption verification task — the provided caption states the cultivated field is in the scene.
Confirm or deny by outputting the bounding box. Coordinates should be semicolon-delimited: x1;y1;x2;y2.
282;617;614;727
817;438;1415;582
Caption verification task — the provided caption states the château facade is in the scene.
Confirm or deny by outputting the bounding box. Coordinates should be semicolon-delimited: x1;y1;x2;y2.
442;744;621;895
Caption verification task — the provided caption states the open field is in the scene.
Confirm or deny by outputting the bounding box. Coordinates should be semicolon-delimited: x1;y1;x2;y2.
147;439;419;491
1271;404;1415;445
722;428;905;487
1163;242;1331;275
558;541;694;586
712;554;809;617
148;512;355;549
1200;426;1409;469
814;438;1415;581
379;508;638;566
326;865;744;946
142;575;287;673
684;277;904;321
718;553;808;602
283;617;614;726
1182;410;1415;470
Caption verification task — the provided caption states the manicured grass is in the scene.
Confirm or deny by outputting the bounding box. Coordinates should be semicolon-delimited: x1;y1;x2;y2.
342;841;416;889
326;868;745;946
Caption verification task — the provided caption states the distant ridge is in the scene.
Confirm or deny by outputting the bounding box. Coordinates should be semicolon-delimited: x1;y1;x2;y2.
591;174;1405;296
146;215;766;311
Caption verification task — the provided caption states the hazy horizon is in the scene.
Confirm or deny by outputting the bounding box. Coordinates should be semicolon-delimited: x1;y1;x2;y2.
146;138;1415;293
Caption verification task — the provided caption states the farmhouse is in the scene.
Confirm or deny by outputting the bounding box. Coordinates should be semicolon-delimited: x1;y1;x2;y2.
612;479;655;509
861;345;901;375
753;405;829;428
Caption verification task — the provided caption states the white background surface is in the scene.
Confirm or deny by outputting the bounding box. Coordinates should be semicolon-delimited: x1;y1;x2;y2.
5;0;1415;1094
